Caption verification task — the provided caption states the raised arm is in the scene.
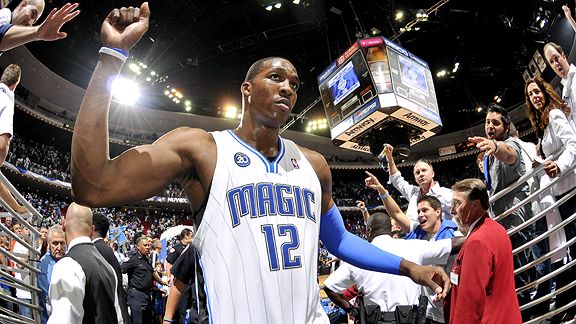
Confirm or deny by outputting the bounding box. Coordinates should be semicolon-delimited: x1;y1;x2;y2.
356;200;370;225
0;3;80;51
563;5;576;33
383;144;399;176
364;171;412;233
71;4;203;206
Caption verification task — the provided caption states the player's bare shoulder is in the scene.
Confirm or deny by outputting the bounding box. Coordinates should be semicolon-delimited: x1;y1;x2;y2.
157;127;215;159
298;145;331;182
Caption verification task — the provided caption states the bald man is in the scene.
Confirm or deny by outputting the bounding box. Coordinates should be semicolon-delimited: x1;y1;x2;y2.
47;203;123;324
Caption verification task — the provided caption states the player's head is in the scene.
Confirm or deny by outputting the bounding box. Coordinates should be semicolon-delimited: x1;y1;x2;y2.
416;195;442;234
180;228;193;244
485;104;510;141
241;57;300;128
413;159;434;188
12;0;45;26
544;42;570;79
92;212;110;239
451;178;489;227
1;64;21;90
366;212;393;242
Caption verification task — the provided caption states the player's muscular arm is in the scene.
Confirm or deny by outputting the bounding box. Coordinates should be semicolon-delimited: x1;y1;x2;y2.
71;4;204;206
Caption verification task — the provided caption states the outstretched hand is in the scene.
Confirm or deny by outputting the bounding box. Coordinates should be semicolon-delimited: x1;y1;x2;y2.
101;2;150;51
36;3;80;41
468;136;497;155
404;261;451;300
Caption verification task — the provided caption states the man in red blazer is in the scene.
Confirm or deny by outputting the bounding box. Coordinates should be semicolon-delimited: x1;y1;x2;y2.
448;178;521;323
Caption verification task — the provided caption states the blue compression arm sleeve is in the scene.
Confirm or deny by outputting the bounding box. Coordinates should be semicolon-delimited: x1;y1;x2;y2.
319;204;402;275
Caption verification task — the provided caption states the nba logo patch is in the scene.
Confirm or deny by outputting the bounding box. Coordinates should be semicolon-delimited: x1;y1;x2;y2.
234;152;250;167
291;158;299;169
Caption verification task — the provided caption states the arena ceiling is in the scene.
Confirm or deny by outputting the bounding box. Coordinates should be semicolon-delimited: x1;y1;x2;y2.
20;0;576;136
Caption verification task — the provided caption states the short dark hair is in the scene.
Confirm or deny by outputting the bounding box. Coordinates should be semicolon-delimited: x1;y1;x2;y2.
136;236;149;246
180;228;192;240
366;212;392;235
244;57;288;82
1;64;21;87
544;42;564;57
92;212;110;239
416;195;442;212
451;178;489;210
487;104;511;134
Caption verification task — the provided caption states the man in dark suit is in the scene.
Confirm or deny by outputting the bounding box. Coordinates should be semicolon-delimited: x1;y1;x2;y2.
448;178;521;323
92;212;131;324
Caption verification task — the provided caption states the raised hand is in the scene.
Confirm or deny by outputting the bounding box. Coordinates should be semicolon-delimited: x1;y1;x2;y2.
36;3;80;41
563;5;572;19
364;171;384;192
101;2;150;51
383;143;394;159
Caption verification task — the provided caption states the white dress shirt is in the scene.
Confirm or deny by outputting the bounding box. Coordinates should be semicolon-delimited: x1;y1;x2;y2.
323;235;452;311
12;242;31;300
47;236;123;324
389;172;454;231
561;63;576;126
541;109;576;196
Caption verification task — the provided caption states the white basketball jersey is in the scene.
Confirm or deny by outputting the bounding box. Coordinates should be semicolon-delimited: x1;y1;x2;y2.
192;130;328;324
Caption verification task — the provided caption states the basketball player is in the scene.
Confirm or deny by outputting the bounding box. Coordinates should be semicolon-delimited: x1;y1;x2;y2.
71;4;449;323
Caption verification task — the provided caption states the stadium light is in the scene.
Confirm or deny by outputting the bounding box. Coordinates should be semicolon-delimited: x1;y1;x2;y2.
224;105;238;119
111;77;140;105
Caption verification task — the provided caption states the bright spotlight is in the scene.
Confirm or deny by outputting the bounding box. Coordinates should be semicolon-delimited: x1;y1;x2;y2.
395;11;404;21
265;5;273;10
274;3;281;9
185;106;192;112
224;105;238;119
111;78;140;105
185;100;191;106
293;0;300;4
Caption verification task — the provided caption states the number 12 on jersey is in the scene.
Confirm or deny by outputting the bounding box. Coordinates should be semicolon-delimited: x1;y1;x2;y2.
261;224;301;271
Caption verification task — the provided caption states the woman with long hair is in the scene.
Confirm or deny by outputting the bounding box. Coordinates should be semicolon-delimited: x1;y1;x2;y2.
525;76;576;321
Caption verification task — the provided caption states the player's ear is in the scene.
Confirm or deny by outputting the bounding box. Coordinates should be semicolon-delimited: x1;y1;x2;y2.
241;81;251;97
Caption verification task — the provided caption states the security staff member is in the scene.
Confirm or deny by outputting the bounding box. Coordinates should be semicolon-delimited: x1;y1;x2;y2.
122;236;167;324
165;228;194;324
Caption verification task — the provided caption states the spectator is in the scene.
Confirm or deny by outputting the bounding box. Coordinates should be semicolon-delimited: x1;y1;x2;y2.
524;76;576;320
448;178;521;323
382;144;453;228
37;224;65;324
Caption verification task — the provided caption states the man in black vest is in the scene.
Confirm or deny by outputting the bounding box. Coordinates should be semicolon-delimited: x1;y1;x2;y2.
48;202;122;323
92;212;131;324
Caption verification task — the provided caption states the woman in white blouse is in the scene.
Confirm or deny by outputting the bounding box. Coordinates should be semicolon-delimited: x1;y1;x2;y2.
525;77;576;222
525;76;576;321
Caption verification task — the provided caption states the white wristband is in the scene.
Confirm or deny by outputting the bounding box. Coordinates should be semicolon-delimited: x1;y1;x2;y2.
99;47;128;62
